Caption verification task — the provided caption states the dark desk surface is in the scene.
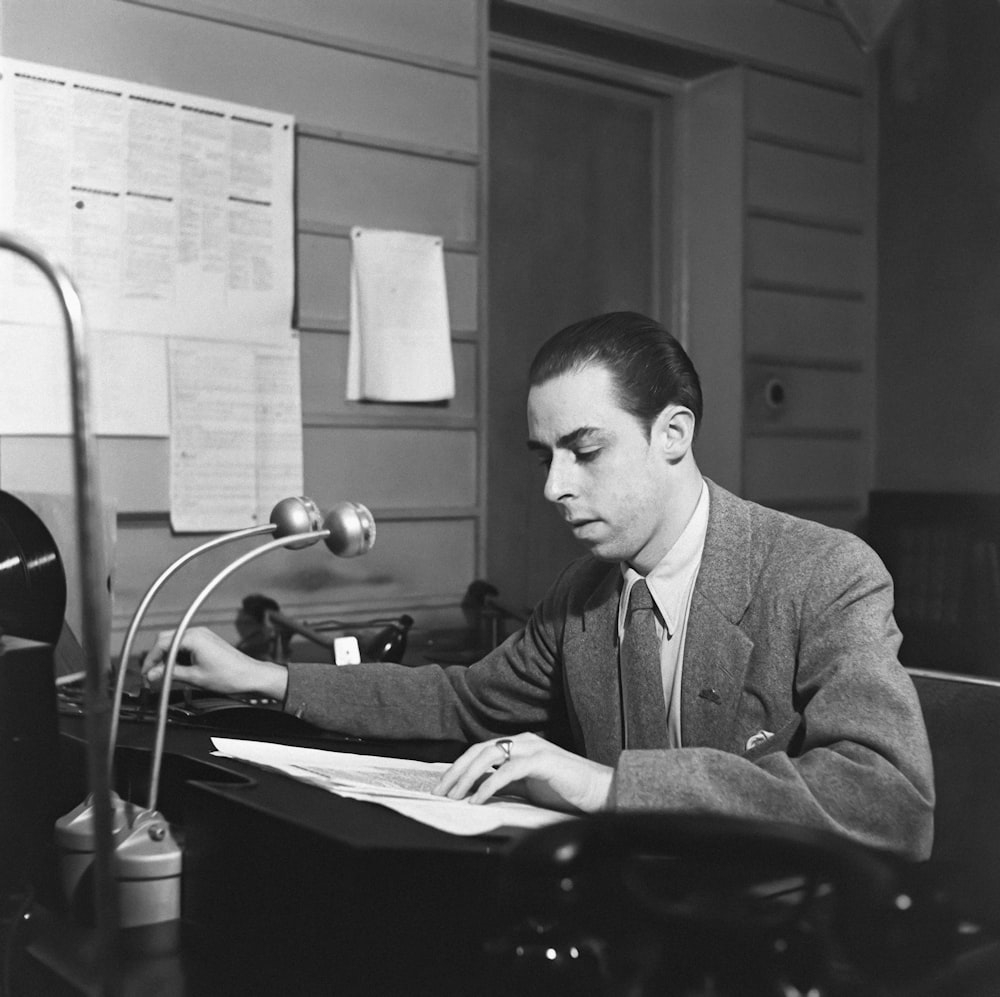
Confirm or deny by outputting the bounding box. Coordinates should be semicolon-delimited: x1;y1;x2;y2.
45;716;523;996
66;713;515;856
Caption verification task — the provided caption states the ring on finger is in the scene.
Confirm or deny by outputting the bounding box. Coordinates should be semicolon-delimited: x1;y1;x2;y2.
495;738;512;765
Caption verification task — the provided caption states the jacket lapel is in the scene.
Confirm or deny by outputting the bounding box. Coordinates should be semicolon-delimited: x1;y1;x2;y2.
562;481;757;759
564;565;623;765
681;481;755;750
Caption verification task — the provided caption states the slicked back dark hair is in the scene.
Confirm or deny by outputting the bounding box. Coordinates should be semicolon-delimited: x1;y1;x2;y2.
528;311;703;437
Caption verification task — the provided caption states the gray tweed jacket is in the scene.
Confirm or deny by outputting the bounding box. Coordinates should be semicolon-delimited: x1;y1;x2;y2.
286;479;934;860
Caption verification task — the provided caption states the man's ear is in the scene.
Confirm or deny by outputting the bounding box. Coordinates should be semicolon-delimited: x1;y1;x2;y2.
653;405;696;463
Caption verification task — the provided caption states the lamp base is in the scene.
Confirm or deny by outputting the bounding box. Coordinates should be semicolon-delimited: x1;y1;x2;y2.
55;793;182;952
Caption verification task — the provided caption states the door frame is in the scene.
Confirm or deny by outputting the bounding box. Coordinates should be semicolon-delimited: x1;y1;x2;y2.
486;27;746;497
488;32;682;342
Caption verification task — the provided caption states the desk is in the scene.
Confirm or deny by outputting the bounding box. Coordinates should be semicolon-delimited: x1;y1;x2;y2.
35;717;524;996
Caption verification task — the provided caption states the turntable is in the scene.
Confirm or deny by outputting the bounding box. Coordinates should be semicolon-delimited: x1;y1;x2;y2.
0;489;65;899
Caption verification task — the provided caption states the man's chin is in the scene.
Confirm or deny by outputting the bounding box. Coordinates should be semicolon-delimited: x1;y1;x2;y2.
589;550;620;563
577;537;621;562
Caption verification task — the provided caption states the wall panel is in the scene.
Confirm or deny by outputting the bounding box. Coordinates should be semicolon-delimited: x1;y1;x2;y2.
303;427;478;511
113;516;477;644
745;69;863;157
740;68;875;534
745;289;864;366
746;142;864;226
744;438;865;504
747;218;864;295
745;366;864;435
171;0;481;68
297;139;478;243
3;0;480;153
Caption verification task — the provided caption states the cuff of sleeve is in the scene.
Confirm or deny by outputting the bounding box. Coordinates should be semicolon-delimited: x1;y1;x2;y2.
282;660;337;720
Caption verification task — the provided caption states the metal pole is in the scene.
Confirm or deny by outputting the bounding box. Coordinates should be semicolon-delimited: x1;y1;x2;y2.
0;232;119;994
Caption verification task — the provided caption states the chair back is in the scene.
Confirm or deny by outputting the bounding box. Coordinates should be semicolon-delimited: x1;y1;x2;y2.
909;667;1000;928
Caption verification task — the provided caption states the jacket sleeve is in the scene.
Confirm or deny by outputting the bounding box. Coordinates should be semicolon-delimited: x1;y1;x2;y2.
612;535;935;861
283;575;571;743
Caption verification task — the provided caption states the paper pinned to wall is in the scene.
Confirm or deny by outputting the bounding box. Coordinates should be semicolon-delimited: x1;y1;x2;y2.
0;56;296;453
94;331;169;437
347;227;455;402
0;323;72;434
0;57;295;344
0;325;170;437
169;340;257;532
254;344;305;519
168;337;303;532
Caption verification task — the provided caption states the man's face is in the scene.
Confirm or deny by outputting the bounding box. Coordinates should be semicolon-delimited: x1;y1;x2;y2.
527;364;674;573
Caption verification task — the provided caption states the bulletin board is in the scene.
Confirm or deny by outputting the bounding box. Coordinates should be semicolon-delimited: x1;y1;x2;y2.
0;57;301;530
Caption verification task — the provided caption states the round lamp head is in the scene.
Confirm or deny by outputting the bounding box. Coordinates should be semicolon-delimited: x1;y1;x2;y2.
269;496;324;550
324;502;376;558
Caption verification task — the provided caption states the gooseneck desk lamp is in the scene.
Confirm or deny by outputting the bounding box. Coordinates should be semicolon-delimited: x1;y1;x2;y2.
146;499;375;811
108;494;327;775
55;499;374;950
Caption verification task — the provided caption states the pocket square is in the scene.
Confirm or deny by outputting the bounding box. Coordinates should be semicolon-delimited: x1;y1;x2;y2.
745;729;774;752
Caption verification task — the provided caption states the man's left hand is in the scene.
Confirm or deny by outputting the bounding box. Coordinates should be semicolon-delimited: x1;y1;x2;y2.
432;732;613;813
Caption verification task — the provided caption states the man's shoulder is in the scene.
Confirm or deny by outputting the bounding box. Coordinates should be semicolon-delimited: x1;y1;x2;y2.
706;479;886;577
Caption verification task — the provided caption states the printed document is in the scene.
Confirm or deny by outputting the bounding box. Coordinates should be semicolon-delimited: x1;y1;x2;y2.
211;737;572;837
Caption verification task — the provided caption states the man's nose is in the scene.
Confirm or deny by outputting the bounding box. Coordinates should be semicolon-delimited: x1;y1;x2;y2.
543;455;573;503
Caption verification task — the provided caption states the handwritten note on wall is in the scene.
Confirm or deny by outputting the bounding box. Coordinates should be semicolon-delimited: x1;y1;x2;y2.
168;340;303;532
348;227;454;403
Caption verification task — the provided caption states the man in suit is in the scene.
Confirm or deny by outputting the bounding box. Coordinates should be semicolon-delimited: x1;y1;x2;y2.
143;311;934;860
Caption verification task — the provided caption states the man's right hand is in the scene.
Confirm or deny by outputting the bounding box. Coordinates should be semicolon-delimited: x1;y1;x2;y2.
141;626;289;701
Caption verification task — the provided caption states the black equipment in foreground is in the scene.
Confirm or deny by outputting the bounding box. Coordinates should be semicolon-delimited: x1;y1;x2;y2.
0;490;67;646
485;813;967;997
24;718;1000;997
0;492;65;904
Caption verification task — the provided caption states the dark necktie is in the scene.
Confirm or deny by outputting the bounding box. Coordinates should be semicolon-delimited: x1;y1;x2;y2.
620;579;669;749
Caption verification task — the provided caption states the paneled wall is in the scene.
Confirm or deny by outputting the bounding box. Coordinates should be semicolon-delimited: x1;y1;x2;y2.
664;35;876;532
741;69;875;531
0;0;487;647
1;0;880;655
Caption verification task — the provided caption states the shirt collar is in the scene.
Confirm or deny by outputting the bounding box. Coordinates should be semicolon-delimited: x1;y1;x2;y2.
618;479;710;637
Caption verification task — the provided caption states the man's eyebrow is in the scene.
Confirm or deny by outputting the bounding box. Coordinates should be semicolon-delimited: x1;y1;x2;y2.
526;427;600;451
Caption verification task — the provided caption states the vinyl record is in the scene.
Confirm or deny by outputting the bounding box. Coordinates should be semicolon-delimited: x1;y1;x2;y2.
0;490;67;644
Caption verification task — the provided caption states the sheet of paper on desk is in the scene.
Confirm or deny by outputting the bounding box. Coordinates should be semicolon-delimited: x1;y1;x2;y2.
211;738;572;836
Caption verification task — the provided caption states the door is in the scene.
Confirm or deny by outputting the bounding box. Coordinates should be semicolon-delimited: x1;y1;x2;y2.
486;55;670;614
